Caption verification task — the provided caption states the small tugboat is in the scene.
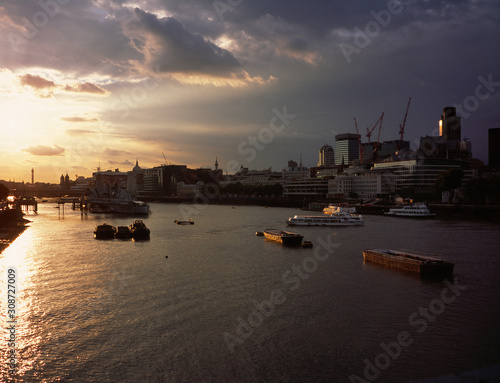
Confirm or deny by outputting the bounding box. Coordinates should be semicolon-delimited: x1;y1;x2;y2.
130;220;150;240
174;219;194;225
263;229;304;247
94;223;116;240
363;249;454;276
115;225;133;239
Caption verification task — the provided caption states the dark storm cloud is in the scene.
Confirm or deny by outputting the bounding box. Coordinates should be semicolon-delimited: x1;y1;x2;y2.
1;0;248;80
286;38;309;53
0;0;139;77
126;8;242;76
187;0;499;34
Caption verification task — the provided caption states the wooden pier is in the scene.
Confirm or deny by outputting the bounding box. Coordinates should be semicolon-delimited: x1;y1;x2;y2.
55;197;89;218
17;197;38;214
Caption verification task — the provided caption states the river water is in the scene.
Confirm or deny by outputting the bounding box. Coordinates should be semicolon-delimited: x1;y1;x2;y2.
1;202;499;382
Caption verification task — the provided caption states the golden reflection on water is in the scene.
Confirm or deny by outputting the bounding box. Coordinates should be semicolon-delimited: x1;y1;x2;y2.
1;226;44;379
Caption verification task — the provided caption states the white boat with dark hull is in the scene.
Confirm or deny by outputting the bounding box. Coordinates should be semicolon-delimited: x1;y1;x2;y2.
384;203;436;218
286;212;364;226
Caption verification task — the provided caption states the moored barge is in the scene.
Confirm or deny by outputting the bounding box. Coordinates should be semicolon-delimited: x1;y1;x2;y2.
363;249;454;276
263;229;304;247
94;223;116;240
130;220;150;240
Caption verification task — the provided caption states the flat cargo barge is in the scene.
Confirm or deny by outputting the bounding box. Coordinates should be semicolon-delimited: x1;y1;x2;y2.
363;249;454;276
263;229;304;247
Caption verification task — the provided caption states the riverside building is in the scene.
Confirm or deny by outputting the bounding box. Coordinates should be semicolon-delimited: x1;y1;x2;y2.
318;144;335;167
335;133;360;165
327;167;396;200
373;158;476;195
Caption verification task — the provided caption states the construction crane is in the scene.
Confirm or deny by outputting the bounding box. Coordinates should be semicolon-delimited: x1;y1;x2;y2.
366;122;377;143
354;117;363;164
374;112;384;159
399;97;412;142
366;113;384;143
162;152;171;165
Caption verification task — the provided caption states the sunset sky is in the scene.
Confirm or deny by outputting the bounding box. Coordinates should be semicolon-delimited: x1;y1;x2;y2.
1;0;499;183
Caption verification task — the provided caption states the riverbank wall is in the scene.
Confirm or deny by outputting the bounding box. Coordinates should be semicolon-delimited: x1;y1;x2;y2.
0;209;29;254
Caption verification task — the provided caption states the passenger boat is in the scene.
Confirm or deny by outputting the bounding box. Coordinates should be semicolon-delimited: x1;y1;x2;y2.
384;203;436;218
263;229;304;246
323;204;356;215
94;223;116;240
115;226;133;239
174;219;194;225
363;249;454;276
286;212;364;226
129;220;150;240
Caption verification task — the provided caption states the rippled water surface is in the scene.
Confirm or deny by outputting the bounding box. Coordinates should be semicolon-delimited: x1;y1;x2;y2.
1;203;500;382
